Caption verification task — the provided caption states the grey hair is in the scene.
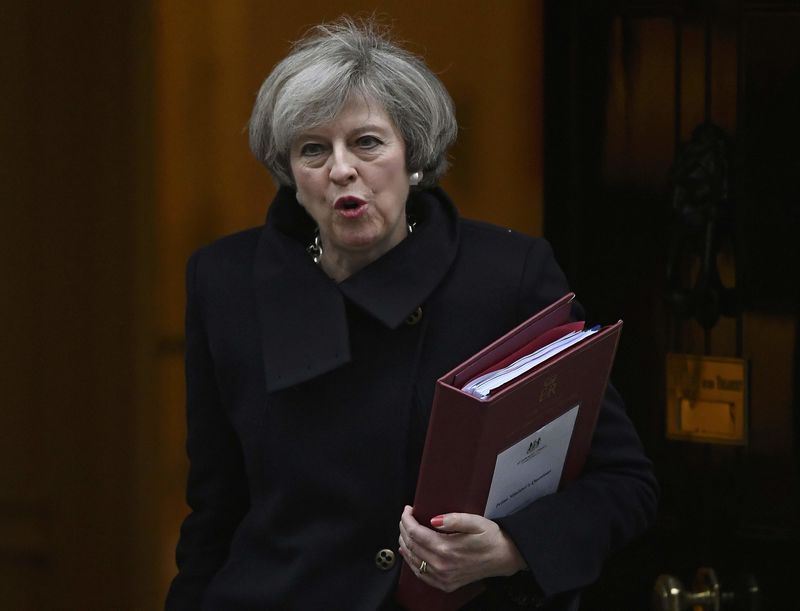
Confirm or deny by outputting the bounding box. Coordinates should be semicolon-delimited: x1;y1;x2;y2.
248;17;457;188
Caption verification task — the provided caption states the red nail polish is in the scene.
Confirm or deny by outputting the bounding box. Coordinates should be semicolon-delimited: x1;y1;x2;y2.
430;515;445;528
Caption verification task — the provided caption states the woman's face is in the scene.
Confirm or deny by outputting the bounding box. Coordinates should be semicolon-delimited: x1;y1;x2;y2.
290;96;410;272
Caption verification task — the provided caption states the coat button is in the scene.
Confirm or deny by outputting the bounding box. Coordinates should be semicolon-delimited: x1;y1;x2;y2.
375;548;396;570
405;306;423;326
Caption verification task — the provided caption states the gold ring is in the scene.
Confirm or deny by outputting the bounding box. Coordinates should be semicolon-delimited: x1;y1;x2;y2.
419;559;428;574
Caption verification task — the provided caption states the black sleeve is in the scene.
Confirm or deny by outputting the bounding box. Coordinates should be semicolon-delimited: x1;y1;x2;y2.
165;252;250;610
493;239;659;601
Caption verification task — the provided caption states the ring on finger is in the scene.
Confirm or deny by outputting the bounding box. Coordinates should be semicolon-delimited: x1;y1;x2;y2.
419;559;428;574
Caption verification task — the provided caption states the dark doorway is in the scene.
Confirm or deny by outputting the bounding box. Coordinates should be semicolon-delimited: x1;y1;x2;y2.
544;1;800;608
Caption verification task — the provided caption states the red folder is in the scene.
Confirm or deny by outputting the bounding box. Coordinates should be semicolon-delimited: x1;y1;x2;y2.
396;293;622;610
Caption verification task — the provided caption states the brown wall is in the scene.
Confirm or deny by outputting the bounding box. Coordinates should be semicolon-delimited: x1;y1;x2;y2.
0;2;156;609
1;2;545;608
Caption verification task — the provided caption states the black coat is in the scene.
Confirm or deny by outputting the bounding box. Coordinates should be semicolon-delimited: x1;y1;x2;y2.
166;187;658;611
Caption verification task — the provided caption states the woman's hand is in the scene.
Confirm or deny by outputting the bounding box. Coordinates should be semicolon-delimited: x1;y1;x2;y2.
398;505;527;592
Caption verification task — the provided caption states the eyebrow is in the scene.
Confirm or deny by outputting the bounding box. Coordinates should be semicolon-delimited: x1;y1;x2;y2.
296;123;393;141
351;123;391;135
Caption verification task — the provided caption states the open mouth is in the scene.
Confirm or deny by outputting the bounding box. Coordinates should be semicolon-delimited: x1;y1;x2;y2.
334;196;368;217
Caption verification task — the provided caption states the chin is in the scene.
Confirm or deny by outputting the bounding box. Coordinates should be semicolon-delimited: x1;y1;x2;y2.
334;227;384;249
340;237;384;253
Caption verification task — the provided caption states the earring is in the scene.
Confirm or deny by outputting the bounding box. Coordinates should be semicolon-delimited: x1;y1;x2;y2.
409;171;423;186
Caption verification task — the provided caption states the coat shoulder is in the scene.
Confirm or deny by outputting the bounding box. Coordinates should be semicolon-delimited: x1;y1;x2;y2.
458;218;554;270
189;226;263;280
450;218;573;322
460;218;550;248
192;225;262;262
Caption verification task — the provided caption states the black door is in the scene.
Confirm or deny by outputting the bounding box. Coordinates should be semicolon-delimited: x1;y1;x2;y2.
544;1;800;608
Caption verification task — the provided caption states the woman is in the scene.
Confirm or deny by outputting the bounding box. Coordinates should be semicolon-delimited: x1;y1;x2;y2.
166;18;658;611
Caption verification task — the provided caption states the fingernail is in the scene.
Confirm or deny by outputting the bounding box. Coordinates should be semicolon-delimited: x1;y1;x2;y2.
430;514;445;528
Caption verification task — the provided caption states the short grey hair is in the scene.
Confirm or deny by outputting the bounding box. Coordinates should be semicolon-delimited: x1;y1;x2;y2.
248;17;458;188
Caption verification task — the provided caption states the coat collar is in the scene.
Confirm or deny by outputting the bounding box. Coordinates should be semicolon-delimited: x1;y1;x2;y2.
254;186;460;392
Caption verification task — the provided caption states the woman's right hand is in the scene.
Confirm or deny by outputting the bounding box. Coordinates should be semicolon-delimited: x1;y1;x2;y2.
397;505;526;593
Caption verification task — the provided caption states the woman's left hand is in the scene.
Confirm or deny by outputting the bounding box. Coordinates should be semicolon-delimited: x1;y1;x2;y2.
398;505;527;592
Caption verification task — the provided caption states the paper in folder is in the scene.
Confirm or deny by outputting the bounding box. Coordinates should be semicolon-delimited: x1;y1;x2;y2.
396;293;622;611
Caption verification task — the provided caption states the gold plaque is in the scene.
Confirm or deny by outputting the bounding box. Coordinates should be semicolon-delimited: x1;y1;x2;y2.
665;353;748;444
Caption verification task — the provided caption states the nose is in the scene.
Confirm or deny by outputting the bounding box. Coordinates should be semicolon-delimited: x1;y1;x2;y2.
329;145;357;184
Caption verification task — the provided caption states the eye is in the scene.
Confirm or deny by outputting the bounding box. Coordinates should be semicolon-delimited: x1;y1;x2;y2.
299;142;325;157
356;135;382;150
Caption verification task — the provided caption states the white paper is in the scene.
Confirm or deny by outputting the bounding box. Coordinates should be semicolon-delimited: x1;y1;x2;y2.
483;405;580;519
463;328;599;399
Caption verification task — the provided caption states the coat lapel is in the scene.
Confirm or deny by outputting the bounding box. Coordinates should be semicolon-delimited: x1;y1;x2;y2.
338;188;459;328
253;187;459;393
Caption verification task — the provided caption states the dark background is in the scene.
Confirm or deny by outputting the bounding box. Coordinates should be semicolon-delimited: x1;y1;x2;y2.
545;1;799;608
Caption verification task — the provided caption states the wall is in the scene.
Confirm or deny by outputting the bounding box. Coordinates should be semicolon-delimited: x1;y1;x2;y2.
0;2;156;609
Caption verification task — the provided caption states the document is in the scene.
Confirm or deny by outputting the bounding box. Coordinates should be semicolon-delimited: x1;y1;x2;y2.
484;404;579;519
462;326;600;399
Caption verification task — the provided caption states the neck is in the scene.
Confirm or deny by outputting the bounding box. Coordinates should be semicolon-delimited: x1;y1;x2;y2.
319;251;371;282
318;225;409;282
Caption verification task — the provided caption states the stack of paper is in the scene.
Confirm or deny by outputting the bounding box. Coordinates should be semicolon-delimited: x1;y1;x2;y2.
462;325;600;399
